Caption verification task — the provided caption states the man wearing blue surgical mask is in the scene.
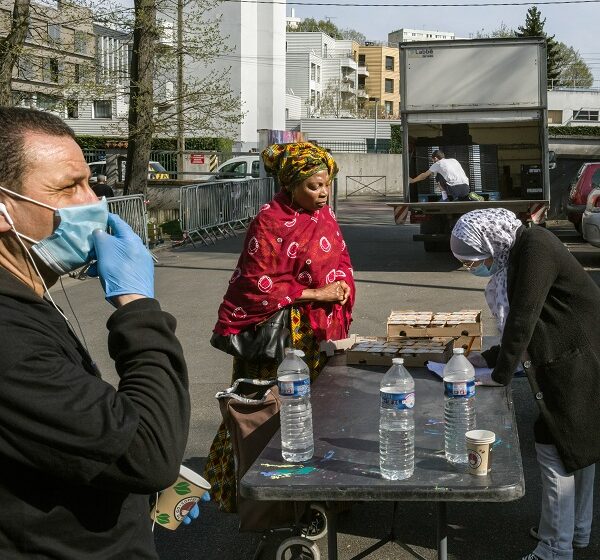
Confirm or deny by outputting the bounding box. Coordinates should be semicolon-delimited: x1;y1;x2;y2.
0;107;199;558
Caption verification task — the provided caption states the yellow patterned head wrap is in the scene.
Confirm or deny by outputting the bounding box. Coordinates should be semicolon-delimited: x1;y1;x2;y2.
261;142;338;188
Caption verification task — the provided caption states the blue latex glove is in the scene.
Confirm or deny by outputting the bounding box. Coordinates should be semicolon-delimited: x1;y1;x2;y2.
89;213;154;302
182;492;210;525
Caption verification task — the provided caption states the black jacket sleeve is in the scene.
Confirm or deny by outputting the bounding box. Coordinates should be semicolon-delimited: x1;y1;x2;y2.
491;236;558;385
0;298;189;494
93;298;190;492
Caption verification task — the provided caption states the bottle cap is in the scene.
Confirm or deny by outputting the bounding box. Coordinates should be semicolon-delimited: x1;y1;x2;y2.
392;358;404;364
453;348;465;354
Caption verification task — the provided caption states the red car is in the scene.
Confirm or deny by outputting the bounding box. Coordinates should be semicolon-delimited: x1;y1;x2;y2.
568;162;600;233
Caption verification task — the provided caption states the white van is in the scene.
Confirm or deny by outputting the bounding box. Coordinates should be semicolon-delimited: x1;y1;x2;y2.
205;155;260;182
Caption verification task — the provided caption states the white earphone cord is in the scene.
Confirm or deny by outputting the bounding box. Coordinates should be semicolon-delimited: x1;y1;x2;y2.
12;227;70;322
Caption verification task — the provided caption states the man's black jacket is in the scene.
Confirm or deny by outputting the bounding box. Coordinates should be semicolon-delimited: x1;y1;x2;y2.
0;268;190;558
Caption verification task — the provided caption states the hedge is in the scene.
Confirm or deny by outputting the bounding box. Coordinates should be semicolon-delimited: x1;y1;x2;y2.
75;135;233;152
390;124;402;154
549;125;600;137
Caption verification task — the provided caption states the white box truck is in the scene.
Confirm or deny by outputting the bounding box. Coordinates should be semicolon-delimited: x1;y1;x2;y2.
389;37;552;251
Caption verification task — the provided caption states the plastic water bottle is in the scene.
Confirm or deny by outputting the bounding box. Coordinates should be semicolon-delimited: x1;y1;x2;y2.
443;348;476;463
379;358;415;480
277;348;314;462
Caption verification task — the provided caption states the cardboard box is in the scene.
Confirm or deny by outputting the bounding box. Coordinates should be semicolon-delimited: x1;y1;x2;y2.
387;310;482;350
346;336;454;367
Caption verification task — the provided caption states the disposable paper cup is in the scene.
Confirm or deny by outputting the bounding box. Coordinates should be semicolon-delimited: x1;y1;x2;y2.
465;430;496;476
150;465;211;530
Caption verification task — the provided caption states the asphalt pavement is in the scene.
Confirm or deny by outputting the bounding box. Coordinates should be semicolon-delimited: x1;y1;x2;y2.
51;199;600;560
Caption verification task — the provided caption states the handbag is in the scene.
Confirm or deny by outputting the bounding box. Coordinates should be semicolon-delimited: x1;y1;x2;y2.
210;307;291;362
216;378;303;531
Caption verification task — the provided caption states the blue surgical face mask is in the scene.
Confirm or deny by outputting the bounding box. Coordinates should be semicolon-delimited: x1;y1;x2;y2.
0;186;108;275
470;260;498;278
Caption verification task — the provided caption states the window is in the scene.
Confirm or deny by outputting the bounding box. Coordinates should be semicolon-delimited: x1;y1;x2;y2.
93;100;113;119
251;160;260;178
37;93;60;111
385;78;394;93
358;76;365;89
385;56;394;71
17;57;35;80
573;110;599;122
285;107;289;119
74;31;88;54
66;99;79;119
323;44;328;58
358;54;366;65
385;100;393;115
316;66;320;83
310;63;316;81
74;63;80;83
310;89;316;106
548;110;563;124
316;90;321;107
43;58;59;83
218;161;247;179
47;23;61;45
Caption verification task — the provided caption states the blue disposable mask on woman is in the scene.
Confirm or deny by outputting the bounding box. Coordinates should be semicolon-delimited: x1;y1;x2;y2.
470;260;498;278
0;186;109;275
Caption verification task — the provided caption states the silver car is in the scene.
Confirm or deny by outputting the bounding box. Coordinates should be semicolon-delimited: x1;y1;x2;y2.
581;187;600;248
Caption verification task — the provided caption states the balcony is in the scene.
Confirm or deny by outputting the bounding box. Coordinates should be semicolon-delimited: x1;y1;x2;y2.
358;65;369;77
357;88;368;99
340;82;356;94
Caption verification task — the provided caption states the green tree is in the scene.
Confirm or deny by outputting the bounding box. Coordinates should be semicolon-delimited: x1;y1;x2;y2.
288;17;342;39
340;27;365;44
473;22;515;39
554;42;593;88
0;0;30;105
515;6;560;84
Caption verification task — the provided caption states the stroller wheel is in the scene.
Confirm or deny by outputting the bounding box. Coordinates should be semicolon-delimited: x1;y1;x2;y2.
302;503;327;541
275;536;321;560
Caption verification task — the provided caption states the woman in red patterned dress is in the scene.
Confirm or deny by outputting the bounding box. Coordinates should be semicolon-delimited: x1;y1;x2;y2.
205;142;355;512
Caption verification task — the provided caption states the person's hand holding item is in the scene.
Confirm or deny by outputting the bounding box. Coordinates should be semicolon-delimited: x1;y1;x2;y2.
181;493;211;526
89;213;154;307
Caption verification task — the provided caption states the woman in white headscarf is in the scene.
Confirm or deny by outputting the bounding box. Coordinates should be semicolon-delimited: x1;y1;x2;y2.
451;208;600;560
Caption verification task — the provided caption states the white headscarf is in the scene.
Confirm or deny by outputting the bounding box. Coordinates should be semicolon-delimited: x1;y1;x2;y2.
451;209;522;332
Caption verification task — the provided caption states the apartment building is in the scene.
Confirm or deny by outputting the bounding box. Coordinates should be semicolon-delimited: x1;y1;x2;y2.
0;0;134;134
286;32;360;118
548;89;600;126
357;44;400;118
183;1;285;150
388;28;456;44
62;24;131;135
1;0;94;108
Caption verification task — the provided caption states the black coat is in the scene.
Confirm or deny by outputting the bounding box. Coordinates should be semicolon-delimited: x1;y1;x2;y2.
482;225;600;472
0;268;190;558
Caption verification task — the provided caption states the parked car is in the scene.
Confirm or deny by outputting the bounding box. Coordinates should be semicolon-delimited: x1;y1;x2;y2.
88;160;170;181
581;187;600;248
567;162;600;233
204;155;260;182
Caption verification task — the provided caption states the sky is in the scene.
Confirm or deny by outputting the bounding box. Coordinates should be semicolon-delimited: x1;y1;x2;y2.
289;2;600;86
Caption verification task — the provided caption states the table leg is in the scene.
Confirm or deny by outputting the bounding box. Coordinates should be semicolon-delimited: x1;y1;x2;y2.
327;506;338;560
437;502;447;560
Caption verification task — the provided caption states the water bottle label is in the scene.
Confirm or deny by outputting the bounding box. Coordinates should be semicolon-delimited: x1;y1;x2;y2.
278;377;310;397
444;379;475;398
380;391;415;410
